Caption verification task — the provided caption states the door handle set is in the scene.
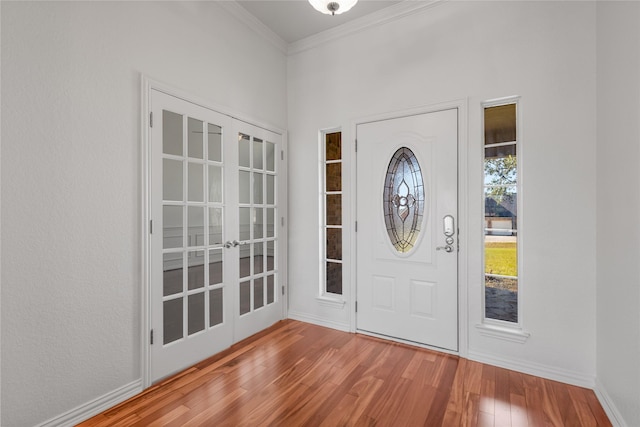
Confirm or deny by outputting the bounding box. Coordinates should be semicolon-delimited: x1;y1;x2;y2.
224;240;248;249
437;214;456;253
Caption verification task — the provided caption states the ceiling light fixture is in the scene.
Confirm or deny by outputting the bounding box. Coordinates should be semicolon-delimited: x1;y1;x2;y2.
308;0;358;16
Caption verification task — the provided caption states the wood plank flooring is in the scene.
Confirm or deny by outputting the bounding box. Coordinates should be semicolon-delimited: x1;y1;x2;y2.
79;320;611;426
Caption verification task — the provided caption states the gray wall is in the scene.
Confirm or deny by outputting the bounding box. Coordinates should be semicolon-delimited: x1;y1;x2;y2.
0;2;286;425
596;2;640;426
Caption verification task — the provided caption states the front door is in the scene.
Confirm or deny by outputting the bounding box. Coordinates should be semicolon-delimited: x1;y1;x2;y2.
356;109;458;351
149;89;284;382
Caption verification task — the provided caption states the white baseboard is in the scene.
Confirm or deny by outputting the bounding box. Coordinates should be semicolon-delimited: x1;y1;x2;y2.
594;379;628;427
287;310;350;332
467;350;595;389
36;379;143;427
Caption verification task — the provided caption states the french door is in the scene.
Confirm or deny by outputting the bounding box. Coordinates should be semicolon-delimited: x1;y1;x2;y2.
356;109;458;351
149;89;283;382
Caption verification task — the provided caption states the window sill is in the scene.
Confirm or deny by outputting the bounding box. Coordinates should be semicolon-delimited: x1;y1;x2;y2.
316;296;346;309
475;323;530;343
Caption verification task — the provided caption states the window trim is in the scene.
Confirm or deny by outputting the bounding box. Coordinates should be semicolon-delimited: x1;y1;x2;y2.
319;128;345;302
480;96;529;339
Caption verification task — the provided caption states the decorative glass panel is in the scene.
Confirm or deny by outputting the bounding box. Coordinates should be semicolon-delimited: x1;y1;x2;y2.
383;147;425;253
188;292;205;335
326;163;341;192
326;132;341;161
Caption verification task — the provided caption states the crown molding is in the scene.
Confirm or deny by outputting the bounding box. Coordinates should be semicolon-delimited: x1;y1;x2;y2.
288;0;445;55
218;1;289;54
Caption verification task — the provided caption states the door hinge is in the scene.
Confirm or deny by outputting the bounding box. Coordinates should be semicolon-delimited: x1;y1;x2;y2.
281;217;285;227
282;285;285;296
281;150;284;161
149;219;153;234
355;221;358;232
355;139;357;152
150;112;153;128
355;301;358;312
150;329;154;345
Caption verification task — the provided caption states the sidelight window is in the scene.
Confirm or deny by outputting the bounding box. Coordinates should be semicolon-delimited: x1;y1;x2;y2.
483;99;520;325
321;131;343;296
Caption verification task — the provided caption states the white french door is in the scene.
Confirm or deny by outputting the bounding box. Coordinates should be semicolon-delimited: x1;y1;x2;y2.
149;89;284;382
356;109;458;351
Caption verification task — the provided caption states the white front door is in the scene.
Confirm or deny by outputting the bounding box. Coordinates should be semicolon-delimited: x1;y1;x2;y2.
149;89;284;382
356;109;458;351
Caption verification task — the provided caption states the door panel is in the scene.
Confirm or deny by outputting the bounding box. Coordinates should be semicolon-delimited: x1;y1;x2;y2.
233;121;282;342
150;91;284;382
356;109;458;351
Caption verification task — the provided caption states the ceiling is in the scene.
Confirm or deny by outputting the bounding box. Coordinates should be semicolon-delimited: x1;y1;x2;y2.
237;0;402;43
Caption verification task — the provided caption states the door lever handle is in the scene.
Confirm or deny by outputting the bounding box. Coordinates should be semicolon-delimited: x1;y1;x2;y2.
436;245;453;253
224;240;248;248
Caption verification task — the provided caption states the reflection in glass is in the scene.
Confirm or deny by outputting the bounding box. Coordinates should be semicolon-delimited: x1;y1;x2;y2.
254;277;264;309
326;163;341;192
188;250;204;290
253;138;263;170
326;194;342;225
209;288;223;326
163;298;183;344
208;165;222;203
266;208;275;238
267;275;275;304
188;206;204;247
325;132;341;161
239;171;250;204
188;117;204;159
485;104;516;145
266;142;275;172
163;110;183;156
239;134;250;168
240;245;251;279
188;163;204;202
326;262;342;295
254;208;263;239
188;292;205;335
163;252;183;296
208;124;222;162
239;281;251;315
208;208;223;246
239;208;251;241
254;242;264;275
326;228;342;260
266;175;275;205
267;241;275;271
163;205;183;249
383;147;424;253
254;173;263;204
163;159;183;201
209;249;223;285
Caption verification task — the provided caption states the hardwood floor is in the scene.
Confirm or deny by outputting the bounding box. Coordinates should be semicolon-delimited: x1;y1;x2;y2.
79;320;611;426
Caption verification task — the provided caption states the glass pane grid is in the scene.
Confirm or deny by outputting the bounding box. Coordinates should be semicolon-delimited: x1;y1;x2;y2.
322;132;343;296
162;113;230;342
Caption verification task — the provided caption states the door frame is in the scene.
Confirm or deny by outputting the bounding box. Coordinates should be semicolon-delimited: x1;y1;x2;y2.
140;75;288;389
349;99;469;357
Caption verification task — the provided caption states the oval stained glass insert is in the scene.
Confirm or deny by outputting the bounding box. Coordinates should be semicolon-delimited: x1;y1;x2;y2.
383;147;425;253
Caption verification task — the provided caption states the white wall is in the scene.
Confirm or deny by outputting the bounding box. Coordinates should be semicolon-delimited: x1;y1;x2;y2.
287;0;598;384
596;2;640;425
0;2;286;426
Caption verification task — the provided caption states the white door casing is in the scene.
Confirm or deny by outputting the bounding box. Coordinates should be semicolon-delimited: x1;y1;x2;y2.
148;88;285;383
356;109;458;351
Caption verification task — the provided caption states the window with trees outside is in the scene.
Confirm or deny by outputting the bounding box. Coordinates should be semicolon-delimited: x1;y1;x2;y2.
322;131;342;295
483;100;519;324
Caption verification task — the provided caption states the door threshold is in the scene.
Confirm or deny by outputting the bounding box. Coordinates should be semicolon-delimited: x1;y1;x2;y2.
356;329;459;356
